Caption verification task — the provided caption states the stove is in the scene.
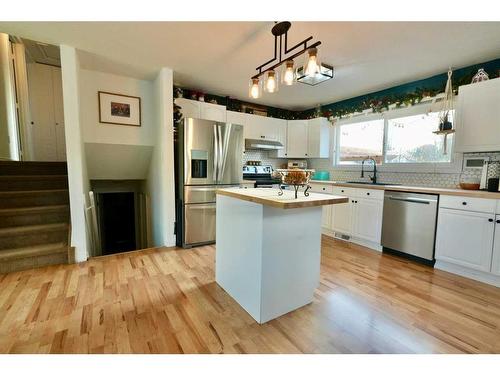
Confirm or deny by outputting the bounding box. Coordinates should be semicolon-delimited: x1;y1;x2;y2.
243;165;283;188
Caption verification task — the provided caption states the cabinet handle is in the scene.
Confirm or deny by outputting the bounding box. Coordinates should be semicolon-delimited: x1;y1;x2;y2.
497;220;500;224
260;135;265;138
462;202;467;205
322;187;326;191
367;192;370;196
341;190;344;193
488;218;494;222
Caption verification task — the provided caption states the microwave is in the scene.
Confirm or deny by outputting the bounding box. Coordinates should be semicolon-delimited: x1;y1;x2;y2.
463;155;490;170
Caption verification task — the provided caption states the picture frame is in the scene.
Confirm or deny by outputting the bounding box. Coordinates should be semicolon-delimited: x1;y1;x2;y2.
98;91;141;126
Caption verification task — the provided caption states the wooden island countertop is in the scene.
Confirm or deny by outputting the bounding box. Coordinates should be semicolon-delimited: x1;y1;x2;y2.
216;187;348;209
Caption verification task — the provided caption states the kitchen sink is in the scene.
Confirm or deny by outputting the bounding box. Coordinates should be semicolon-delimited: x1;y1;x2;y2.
345;181;401;186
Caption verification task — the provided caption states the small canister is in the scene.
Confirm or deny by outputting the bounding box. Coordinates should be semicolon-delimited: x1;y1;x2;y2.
487;177;499;192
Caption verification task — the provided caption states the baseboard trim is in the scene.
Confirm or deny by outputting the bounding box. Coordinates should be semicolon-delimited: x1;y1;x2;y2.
435;260;500;288
321;228;382;252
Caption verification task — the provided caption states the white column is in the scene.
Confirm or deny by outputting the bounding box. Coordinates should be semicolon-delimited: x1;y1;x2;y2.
146;67;176;247
60;45;90;262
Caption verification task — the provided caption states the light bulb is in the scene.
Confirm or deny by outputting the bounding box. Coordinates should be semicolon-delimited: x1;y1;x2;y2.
282;60;295;86
265;70;278;93
304;47;321;77
248;78;261;99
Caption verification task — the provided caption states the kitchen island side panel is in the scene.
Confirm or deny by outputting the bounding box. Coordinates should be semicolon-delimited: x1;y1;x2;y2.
215;194;264;322
260;206;322;323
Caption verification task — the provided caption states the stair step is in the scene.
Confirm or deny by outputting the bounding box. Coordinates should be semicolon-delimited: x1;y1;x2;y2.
0;175;68;191
0;189;69;208
0;242;68;274
0;223;68;250
0;242;67;260
0;205;70;228
0;161;67;176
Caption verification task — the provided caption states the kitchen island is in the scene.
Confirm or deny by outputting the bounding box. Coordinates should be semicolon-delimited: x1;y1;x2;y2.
215;187;348;323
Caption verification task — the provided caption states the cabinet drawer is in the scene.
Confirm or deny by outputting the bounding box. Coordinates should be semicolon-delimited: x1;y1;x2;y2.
439;195;496;213
309;183;333;194
354;188;384;200
332;186;356;197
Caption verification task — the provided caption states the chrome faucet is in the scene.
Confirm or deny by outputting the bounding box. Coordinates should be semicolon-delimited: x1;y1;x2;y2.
361;157;377;184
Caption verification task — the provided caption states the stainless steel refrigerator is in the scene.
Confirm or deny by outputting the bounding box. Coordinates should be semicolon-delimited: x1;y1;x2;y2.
175;118;243;248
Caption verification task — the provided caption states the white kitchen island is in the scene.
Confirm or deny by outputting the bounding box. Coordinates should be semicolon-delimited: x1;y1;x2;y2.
215;187;348;324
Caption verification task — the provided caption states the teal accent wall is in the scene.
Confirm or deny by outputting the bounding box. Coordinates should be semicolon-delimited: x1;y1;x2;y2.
174;58;500;120
299;58;500;119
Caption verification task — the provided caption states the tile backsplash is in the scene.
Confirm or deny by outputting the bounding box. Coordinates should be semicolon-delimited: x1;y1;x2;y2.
308;152;500;188
243;150;287;169
243;149;500;189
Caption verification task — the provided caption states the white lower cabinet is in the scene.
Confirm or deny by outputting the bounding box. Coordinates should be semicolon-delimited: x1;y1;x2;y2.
322;204;332;228
310;183;383;250
435;208;495;272
352;198;383;244
490;215;500;276
331;198;353;236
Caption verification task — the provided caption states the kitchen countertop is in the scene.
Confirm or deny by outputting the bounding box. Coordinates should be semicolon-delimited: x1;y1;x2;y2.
309;180;500;199
216;187;348;209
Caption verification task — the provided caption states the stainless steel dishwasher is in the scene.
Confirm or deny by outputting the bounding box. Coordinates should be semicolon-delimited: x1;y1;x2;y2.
381;191;439;265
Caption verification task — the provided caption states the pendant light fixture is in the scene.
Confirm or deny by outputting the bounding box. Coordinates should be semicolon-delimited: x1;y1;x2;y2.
303;47;321;77
248;78;262;99
265;70;279;93
281;60;295;85
249;21;333;98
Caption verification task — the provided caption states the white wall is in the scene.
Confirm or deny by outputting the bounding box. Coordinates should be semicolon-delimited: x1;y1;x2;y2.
60;45;90;262
146;67;176;247
79;69;155;146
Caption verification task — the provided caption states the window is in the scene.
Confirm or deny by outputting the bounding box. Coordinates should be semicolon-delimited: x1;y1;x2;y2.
385;111;453;163
338;119;384;165
335;108;455;167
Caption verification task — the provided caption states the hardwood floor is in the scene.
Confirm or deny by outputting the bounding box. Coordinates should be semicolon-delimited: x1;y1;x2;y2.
1;236;500;353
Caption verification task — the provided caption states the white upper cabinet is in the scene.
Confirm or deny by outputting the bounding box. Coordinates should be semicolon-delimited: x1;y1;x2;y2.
307;117;330;158
455;78;500;153
286;120;309;158
199;102;227;122
175;98;201;119
175;98;226;122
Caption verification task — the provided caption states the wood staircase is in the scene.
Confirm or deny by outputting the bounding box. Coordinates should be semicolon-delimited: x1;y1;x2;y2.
0;161;71;273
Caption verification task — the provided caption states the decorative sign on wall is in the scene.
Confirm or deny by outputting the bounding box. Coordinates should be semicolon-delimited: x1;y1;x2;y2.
98;91;141;126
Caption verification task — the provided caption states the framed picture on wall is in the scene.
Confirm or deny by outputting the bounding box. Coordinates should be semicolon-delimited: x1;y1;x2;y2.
98;91;141;126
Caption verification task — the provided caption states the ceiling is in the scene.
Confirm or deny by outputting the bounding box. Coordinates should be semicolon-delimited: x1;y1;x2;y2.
1;22;499;110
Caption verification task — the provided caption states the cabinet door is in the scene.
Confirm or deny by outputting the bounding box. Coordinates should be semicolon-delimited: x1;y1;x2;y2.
286;120;308;158
491;215;500;276
435;208;495;272
175;98;201;119
243;113;262;140
200;102;226;122
307;117;330;158
51;67;66;161
322;205;332;229
272;118;287;158
456;79;500;152
331;198;353;235
261;117;281;141
352;198;383;244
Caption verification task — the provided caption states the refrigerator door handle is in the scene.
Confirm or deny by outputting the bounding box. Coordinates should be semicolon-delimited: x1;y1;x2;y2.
213;124;219;183
217;124;226;182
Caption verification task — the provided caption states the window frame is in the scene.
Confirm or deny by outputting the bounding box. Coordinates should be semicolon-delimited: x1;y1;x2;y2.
332;102;462;173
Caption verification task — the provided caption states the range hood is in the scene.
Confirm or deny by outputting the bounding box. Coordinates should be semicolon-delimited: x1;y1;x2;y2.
245;138;284;150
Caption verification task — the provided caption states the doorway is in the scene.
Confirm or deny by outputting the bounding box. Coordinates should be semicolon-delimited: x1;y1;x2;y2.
98;192;137;255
